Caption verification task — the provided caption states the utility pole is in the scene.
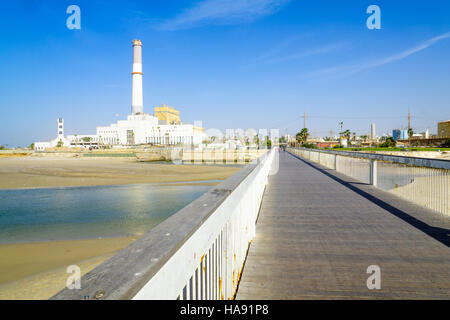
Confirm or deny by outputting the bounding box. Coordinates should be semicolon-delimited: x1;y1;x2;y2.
301;111;307;129
408;108;411;131
408;108;411;150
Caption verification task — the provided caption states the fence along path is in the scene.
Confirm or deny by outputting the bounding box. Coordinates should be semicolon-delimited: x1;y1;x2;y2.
236;151;450;299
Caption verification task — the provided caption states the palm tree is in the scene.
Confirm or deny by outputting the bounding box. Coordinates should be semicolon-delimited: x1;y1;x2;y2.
340;129;351;141
338;122;344;144
408;128;414;149
296;128;309;145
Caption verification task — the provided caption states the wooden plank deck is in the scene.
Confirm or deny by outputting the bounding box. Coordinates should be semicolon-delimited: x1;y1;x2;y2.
236;151;450;299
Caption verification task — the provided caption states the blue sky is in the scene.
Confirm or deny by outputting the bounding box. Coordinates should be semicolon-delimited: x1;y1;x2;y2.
1;0;450;147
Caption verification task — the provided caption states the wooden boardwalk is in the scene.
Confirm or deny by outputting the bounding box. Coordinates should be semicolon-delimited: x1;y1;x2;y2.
236;151;450;299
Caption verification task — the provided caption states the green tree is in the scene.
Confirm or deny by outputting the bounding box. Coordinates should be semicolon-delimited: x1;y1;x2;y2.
340;129;351;141
56;140;64;148
302;142;317;149
441;139;450;148
29;143;35;150
380;137;396;148
296;128;309;144
265;136;272;148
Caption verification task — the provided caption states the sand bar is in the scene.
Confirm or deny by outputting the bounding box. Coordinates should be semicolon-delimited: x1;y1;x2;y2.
0;237;137;300
0;157;241;190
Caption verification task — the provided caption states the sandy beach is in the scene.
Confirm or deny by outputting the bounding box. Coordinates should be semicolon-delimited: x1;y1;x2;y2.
0;156;241;190
0;237;137;300
0;156;241;299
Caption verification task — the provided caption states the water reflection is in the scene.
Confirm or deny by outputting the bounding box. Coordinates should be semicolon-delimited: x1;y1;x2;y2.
0;183;212;244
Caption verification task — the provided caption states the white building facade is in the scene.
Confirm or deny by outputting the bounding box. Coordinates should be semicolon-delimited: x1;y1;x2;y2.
96;114;204;146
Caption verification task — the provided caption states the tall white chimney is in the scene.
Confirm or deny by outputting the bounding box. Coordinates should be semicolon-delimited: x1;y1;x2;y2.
131;39;143;115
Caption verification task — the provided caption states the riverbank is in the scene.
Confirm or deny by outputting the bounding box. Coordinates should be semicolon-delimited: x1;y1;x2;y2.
0;236;137;300
0;157;242;299
0;157;241;190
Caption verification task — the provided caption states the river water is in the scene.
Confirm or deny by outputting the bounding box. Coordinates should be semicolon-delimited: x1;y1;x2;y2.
0;182;214;244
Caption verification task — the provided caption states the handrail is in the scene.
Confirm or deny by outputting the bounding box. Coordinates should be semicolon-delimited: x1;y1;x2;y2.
52;148;275;300
292;147;450;170
289;147;449;216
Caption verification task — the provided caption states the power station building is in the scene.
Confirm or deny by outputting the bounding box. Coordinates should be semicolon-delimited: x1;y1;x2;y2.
155;104;181;125
35;40;204;150
94;107;204;146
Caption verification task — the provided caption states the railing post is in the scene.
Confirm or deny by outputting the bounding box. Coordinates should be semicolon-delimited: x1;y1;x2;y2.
370;159;377;186
334;154;338;171
318;151;321;164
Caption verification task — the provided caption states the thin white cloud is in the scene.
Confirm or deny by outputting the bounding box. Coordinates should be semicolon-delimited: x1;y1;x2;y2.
159;0;291;31
266;43;346;63
256;37;299;61
308;32;450;78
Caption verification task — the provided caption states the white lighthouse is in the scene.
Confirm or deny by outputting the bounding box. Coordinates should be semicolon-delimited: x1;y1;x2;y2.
131;39;144;115
57;117;64;139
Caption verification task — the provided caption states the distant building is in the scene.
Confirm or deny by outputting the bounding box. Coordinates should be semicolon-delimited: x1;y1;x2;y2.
34;118;71;151
340;138;348;147
393;129;408;141
316;141;340;148
282;134;295;144
437;120;450;138
415;129;431;139
370;123;376;140
155;104;181;125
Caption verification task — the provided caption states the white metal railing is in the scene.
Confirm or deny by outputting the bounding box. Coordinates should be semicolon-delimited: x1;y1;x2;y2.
289;148;450;216
52;148;276;300
134;149;275;300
